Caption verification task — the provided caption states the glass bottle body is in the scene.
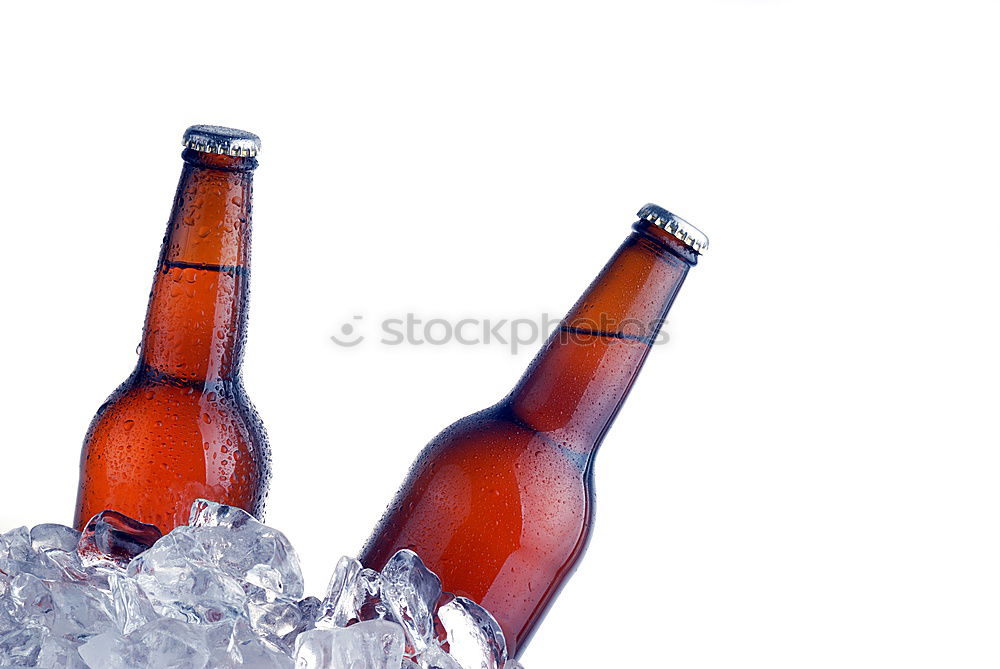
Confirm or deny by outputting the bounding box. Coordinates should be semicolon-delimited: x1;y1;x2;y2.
74;150;270;532
361;219;697;655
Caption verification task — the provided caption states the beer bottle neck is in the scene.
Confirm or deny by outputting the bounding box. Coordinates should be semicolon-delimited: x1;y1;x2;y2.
139;150;257;384
506;221;697;453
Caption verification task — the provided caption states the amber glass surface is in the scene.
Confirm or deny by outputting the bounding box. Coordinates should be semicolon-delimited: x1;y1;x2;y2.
73;149;269;533
359;220;698;656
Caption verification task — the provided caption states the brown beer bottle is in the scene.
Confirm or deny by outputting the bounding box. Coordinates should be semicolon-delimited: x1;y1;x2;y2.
359;204;707;656
74;125;270;534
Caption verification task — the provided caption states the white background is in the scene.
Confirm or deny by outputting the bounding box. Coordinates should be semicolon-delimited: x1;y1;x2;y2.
1;2;998;667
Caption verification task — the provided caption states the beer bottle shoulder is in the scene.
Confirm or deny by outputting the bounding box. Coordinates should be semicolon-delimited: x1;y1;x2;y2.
417;404;590;473
83;372;267;452
78;372;270;530
361;402;594;632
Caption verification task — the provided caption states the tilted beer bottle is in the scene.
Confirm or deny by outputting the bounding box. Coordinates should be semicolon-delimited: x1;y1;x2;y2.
360;204;707;656
74;126;270;533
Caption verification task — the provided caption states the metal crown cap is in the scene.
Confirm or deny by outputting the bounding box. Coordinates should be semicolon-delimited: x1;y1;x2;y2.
637;203;709;254
182;125;261;157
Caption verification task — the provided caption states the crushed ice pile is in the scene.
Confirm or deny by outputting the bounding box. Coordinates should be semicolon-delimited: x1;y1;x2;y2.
0;500;525;669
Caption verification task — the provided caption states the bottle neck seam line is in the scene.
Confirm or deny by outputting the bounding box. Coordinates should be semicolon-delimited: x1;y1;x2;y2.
557;325;654;347
162;259;247;275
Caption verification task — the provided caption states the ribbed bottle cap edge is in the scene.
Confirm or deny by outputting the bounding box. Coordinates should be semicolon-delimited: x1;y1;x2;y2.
182;125;261;158
637;203;709;254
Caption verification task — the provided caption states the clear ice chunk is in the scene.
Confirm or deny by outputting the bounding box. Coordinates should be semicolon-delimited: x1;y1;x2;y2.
297;596;321;627
126;528;246;624
77;511;163;569
80;618;214;668
2;526;66;581
419;645;464;669
108;571;158;635
80;619;294;669
357;568;394;624
207;618;295;669
8;574;120;648
316;555;363;628
47;579;117;638
30;523;80;554
293;628;333;668
29;523;86;581
92;618;208;669
133;618;211;667
317;562;393;630
294;620;405;669
437;597;507;669
188;498;255;529
36;631;89;668
1;526;32;567
246;595;317;653
189;499;304;600
379;550;442;652
77;631;134;669
0;626;43;666
10;572;54;623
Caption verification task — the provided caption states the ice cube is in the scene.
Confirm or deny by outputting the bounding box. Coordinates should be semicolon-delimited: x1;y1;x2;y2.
316;556;363;628
0;626;43;666
189;498;256;529
30;524;81;554
126;528;246;624
1;526;66;581
77;631;134;669
77;511;163;569
1;526;32;566
419;646;464;669
379;551;442;653
74;563;120;598
293;628;332;668
357;568;394;624
25;523;87;582
107;572;157;635
189;499;304;600
78;618;214;668
502;661;525;669
36;631;88;669
298;596;322;626
126;618;210;667
47;579;117;639
437;597;507;669
10;571;116;641
0;607;16;637
317;561;393;631
10;572;54;623
294;620;405;669
247;595;316;653
207;618;295;669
